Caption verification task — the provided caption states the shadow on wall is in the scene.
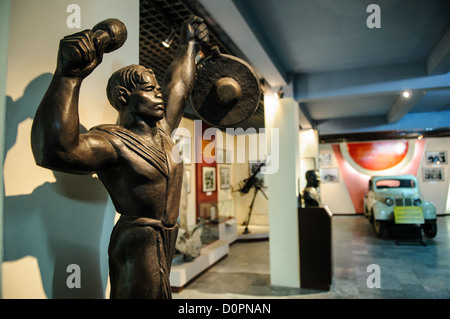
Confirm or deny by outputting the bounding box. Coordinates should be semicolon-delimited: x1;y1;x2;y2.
3;74;115;298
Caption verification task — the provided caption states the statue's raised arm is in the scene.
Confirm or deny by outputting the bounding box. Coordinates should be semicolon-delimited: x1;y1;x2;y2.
31;19;127;174
161;15;209;134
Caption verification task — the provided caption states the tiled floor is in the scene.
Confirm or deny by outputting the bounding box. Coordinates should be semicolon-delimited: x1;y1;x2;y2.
173;215;450;299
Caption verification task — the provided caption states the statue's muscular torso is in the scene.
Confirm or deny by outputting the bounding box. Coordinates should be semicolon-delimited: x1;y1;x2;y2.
92;123;183;226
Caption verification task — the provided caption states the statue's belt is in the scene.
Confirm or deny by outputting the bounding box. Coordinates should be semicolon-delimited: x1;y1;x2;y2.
118;215;178;231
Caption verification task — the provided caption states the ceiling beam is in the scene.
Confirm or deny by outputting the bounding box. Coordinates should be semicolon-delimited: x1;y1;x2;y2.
199;0;287;88
316;110;450;136
294;62;450;101
386;90;426;124
298;103;313;129
427;26;450;75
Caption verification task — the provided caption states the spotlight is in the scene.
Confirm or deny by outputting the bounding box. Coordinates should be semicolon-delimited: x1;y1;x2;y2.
195;51;205;64
402;91;410;98
274;87;284;99
162;29;176;48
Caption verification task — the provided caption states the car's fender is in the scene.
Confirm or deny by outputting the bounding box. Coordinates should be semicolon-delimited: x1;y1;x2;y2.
372;201;392;220
422;201;436;220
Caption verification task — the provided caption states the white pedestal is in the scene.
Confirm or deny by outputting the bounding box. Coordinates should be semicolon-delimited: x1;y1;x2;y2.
219;218;238;244
170;240;229;290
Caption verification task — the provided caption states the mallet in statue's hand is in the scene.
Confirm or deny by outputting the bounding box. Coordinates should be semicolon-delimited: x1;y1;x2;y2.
60;18;128;68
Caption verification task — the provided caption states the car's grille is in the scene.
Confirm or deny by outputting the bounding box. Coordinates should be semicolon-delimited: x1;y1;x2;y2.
395;198;413;206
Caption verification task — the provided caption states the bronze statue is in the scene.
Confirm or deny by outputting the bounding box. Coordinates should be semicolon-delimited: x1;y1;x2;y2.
31;16;209;299
303;170;322;207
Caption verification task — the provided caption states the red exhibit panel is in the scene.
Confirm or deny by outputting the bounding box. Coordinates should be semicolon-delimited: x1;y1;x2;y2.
347;141;409;171
195;122;218;220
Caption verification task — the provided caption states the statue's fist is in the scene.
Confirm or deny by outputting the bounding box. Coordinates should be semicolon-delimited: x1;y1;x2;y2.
57;30;104;78
181;15;209;48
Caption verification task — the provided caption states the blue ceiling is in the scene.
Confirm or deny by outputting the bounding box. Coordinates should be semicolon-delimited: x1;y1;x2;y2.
199;0;450;136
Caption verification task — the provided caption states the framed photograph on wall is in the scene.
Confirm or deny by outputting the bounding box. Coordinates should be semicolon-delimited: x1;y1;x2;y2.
423;167;444;181
202;166;216;192
220;167;231;189
319;152;333;167
426;151;447;165
320;167;340;183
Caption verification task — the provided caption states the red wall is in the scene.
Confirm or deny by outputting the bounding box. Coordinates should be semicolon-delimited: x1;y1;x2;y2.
195;122;218;219
332;139;426;213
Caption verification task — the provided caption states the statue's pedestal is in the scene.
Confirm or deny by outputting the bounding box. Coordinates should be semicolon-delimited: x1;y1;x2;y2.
298;206;333;290
219;217;238;243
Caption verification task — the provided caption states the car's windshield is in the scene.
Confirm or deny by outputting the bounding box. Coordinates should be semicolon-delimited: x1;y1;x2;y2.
375;179;415;189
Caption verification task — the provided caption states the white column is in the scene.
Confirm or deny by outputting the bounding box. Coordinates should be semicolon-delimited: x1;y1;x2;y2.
264;95;301;288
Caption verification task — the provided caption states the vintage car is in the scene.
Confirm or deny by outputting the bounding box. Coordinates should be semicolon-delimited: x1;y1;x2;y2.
364;175;437;238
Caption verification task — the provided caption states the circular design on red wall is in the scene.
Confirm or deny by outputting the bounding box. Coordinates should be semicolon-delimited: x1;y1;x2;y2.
347;141;409;171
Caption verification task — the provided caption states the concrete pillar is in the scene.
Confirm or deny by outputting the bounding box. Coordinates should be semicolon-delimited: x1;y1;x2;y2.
264;95;301;288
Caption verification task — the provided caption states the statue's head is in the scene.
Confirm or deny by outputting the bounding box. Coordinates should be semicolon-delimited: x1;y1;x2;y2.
305;170;320;188
106;64;165;122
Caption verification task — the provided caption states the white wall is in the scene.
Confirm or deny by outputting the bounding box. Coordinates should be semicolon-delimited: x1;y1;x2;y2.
318;144;356;214
0;0;12;299
2;0;139;298
176;117;197;230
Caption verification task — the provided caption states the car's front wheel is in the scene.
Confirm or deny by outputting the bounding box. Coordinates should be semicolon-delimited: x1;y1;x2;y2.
422;221;437;238
373;219;387;238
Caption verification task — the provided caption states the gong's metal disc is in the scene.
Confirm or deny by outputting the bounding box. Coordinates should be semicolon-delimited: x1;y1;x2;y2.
190;52;261;128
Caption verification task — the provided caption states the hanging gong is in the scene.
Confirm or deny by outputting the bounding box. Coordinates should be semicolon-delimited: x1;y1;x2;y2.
190;46;261;128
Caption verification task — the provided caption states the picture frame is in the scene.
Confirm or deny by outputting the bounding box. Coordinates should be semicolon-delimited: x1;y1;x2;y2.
319;152;333;167
320;167;340;183
426;151;447;165
202;166;216;192
220;167;231;190
423;167;444;181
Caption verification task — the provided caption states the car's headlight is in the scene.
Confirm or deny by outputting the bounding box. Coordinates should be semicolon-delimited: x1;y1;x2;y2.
414;198;422;206
385;197;394;206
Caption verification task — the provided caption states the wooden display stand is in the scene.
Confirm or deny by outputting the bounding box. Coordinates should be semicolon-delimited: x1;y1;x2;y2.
298;206;333;290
